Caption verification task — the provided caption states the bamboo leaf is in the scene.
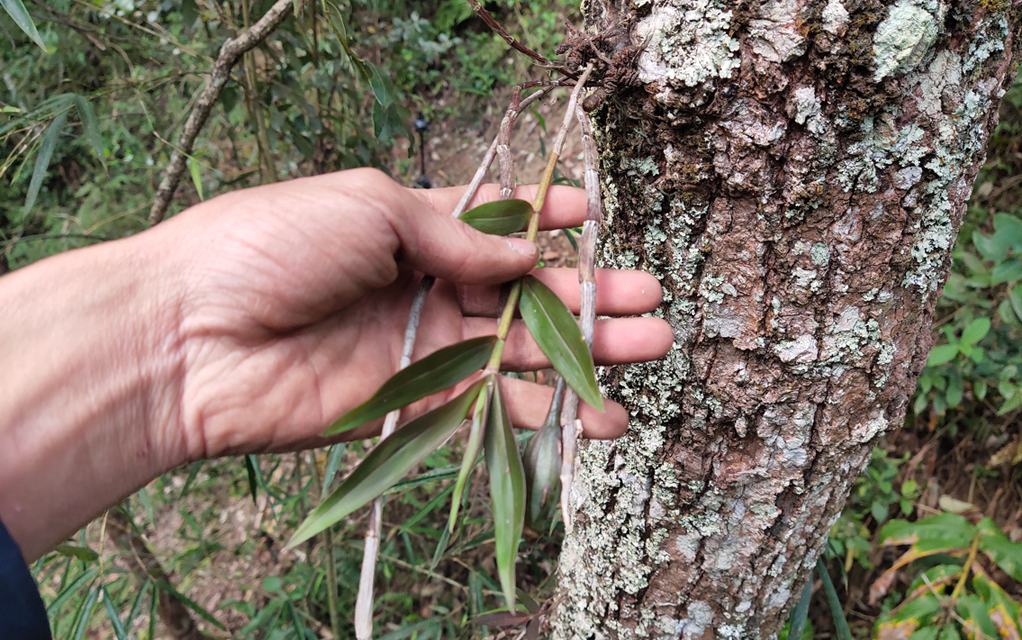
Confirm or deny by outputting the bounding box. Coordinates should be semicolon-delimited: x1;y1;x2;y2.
449;382;492;531
53;544;99;562
816;559;853;640
102;587;129;640
188;156;204;201
519;276;603;411
459;199;531;235
1;0;47;50
70;586;100;640
23;110;68;222
325;336;495;435
291;381;484;546
70;95;104;162
484;377;526;610
785;576;812;640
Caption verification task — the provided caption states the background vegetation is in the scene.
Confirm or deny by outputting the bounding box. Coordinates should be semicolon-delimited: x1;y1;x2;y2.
2;0;1021;637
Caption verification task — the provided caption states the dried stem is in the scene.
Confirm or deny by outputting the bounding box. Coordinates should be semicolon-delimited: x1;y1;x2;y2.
148;0;295;224
466;0;573;77
559;101;601;532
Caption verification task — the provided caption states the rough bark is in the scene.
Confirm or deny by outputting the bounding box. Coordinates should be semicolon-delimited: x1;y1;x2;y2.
552;1;1022;638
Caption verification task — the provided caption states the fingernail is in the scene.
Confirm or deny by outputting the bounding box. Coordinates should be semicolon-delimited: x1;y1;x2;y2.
506;238;538;256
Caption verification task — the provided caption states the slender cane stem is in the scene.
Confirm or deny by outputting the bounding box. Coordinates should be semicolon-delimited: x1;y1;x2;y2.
485;65;594;377
354;82;559;639
558;102;601;532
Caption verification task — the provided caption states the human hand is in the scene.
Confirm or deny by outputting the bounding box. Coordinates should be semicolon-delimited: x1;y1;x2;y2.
153;168;673;465
0;168;673;559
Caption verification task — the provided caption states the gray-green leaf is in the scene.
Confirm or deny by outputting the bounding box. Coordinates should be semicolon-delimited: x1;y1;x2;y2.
459;199;531;235
1;0;46;50
325;336;495;435
523;379;563;529
519;276;603;411
484;377;526;610
290;380;484;546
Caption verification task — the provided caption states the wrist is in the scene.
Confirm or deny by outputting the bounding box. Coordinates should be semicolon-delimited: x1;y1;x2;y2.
0;230;186;559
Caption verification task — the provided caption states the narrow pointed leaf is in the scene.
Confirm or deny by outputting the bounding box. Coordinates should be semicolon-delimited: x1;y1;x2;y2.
1;0;47;50
23;110;68;222
459;199;531;235
816;559;853;640
484;378;526;610
449;382;492;531
102;587;129;640
290;381;484;546
70;95;105;163
325;336;495;435
519;276;603;411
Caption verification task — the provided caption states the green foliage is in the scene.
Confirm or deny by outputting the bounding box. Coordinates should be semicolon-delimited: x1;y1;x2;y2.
872;512;1022;640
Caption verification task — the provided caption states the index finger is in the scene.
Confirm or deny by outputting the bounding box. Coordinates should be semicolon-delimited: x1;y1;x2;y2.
413;183;587;230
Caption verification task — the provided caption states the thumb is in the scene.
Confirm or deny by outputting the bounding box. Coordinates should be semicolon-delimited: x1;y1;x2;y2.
390;192;539;285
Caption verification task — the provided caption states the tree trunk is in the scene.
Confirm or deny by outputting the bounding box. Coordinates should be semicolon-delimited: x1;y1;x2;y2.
553;1;1022;638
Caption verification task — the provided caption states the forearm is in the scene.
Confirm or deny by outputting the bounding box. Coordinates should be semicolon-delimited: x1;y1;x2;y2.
0;235;184;560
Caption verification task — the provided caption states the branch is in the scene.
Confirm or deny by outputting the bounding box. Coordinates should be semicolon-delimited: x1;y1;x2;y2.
147;0;295;224
559;75;599;533
467;0;574;77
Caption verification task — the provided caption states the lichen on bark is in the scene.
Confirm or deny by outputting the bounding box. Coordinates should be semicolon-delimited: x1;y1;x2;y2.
552;1;1022;638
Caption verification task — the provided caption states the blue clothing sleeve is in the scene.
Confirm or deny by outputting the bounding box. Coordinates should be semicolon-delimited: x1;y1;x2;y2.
0;517;52;640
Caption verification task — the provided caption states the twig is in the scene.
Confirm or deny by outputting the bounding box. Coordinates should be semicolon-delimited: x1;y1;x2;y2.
353;82;560;638
147;0;295;224
467;0;574;77
354;277;431;640
559;100;600;532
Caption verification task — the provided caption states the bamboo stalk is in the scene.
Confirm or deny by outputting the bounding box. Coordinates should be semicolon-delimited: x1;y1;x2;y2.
559;99;600;532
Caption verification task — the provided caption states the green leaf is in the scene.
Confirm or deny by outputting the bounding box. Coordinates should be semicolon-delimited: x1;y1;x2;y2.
785;576;812;640
957;595;999;640
71;586;100;640
325;336;495;435
102;587;129;640
449;382;492;531
975;380;988;401
994;212;1022;251
53;544;99;562
960;317;991;347
244;455;260;504
927;344;959;367
974;230;1009;262
23;110;69;221
459;199;531;235
188;156;204;201
906;628;938;640
484;377;526;611
290;381;484;546
945;373;964;408
321;443;347;498
816;559;853;640
70;95;104;163
880;512;977;551
997;389;1022;415
977;518;1022;582
972;574;1022;640
1011;287;1022;323
1;0;47;50
178;460;206;499
991;259;1022;285
519;276;603;411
